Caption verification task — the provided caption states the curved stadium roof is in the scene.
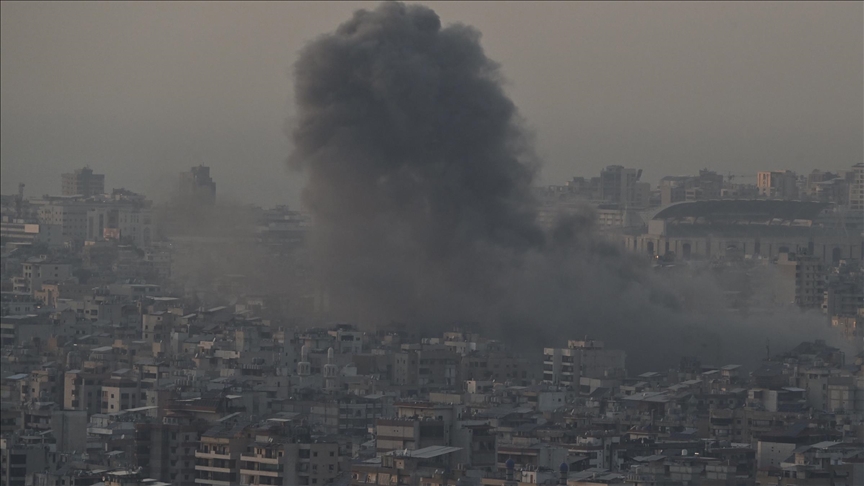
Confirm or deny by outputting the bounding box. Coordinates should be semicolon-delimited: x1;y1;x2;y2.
653;200;829;222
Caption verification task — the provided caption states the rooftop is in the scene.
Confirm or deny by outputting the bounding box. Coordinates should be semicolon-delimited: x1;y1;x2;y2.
653;200;829;222
384;445;462;459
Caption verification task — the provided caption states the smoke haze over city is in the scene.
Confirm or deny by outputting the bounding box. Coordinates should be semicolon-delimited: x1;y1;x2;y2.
287;2;856;371
1;4;864;485
2;2;861;205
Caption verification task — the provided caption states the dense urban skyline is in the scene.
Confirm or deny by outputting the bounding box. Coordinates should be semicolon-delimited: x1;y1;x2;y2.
2;1;861;207
2;3;864;485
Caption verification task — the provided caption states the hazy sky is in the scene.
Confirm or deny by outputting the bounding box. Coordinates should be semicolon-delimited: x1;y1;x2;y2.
1;2;861;207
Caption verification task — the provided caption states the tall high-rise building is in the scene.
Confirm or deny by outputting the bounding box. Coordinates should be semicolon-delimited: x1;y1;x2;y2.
659;170;724;206
599;165;648;208
776;249;825;309
757;170;798;199
850;163;864;211
61;167;105;197
178;166;216;205
542;339;626;387
136;415;205;486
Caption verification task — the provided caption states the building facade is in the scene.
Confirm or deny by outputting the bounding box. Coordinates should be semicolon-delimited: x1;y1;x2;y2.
757;170;798;199
850;163;864;211
179;166;216;206
625;200;863;263
543;339;626;387
61;167;105;197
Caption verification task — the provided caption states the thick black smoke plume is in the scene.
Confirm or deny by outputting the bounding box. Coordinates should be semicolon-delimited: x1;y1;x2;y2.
289;2;844;371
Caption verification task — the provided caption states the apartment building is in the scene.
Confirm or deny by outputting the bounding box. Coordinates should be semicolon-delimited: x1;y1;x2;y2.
64;369;104;415
135;414;206;486
308;394;384;436
776;250;825;309
376;419;427;453
600;165;650;208
0;219;62;248
659;170;724;206
240;434;340;486
62;167;105;197
460;351;533;385
101;378;142;413
23;368;62;404
0;315;52;348
823;279;864;317
20;259;73;295
850;162;864;211
0;436;48;486
393;351;419;386
142;312;174;344
543;339;626;388
192;421;341;486
37;201;90;243
179;166;216;206
757;170;799;199
195;422;252;486
86;206;153;246
417;349;461;388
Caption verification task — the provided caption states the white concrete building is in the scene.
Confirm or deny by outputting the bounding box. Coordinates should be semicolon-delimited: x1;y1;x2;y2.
37;200;90;244
86;206;153;246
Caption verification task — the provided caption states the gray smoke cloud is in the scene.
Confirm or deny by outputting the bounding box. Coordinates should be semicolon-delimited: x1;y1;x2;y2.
288;2;846;371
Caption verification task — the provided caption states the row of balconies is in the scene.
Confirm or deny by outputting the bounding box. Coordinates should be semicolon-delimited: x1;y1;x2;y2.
194;471;235;486
239;462;283;473
240;454;281;465
196;451;233;460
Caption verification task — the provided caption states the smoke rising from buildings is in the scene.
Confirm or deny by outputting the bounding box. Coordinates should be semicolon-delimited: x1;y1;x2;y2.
289;2;845;371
